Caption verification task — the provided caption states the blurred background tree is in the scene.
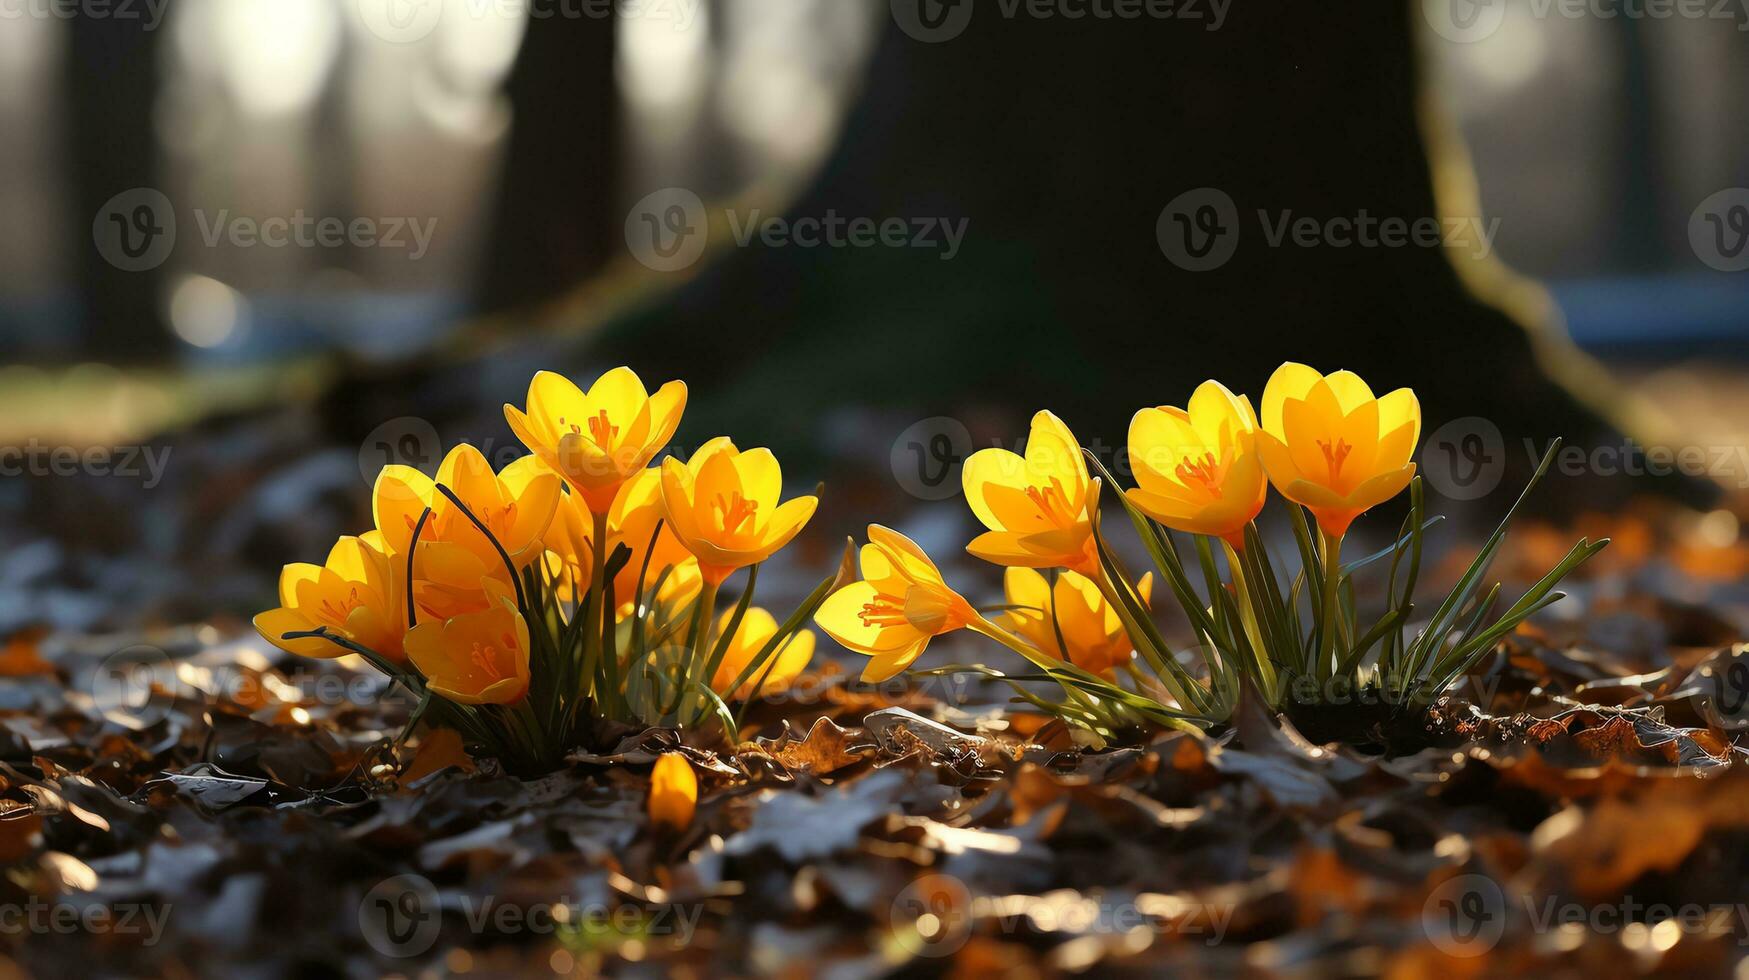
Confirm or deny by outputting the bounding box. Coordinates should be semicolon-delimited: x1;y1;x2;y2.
0;0;1743;505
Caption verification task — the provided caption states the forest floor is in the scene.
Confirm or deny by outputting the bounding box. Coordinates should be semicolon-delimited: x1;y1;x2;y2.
1;357;1747;977
3;496;1749;978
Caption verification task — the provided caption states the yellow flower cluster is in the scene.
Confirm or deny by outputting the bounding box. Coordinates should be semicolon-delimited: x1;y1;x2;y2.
256;367;818;707
817;363;1421;682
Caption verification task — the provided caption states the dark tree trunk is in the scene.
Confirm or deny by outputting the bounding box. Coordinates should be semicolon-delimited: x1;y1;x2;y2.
68;13;167;360
475;12;620;314
585;1;1704;506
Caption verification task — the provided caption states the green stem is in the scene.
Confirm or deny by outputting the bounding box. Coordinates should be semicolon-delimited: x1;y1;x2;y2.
578;509;610;704
1317;528;1344;680
1088;568;1202;713
679;576;722;723
1223;539;1276;702
968;615;1110;723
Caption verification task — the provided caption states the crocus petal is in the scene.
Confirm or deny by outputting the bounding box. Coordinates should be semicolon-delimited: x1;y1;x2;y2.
756;495;818;556
866;525;948;585
644;381;688;460
1373;389;1422;471
587;366;649;442
648;752;697;832
1001;566;1051;616
277;563;323;610
816;581;917;654
862;639;929;682
504;471;562;559
253;608;337;659
1323;370;1376;414
525;371;588;445
1348;464;1418;513
1023;411;1089;489
961;448;1037;530
965;530;1046;568
373;465;437;554
1261;362;1324;437
731;447;784;512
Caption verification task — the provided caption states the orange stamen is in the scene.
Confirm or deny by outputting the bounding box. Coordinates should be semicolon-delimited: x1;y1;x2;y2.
858;595;908;628
1317;438;1353;481
320;587;362;625
1174;451;1226;498
587;409;618;449
1025;478;1078;527
713;492;759;535
469;641;503;680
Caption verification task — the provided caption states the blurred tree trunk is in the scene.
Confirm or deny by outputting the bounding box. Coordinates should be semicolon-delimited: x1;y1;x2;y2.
587;1;1702;505
68;14;167;360
475;11;620;314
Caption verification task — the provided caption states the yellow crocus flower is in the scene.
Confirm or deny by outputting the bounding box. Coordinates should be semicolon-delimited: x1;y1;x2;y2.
961;410;1100;575
709;608;814;700
1002;567;1152;677
373;443;561;564
504;368;687;513
372;444;562;619
814;525;978;682
255;531;407;662
648;751;697;832
1126;380;1268;548
659;438;818;586
504;460;700;613
1257;363;1421;539
402;598;532;705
